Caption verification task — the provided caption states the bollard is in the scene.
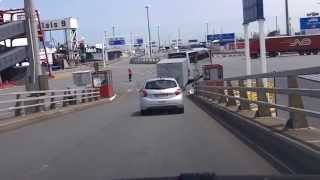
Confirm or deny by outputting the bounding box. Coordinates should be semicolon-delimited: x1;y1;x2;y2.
226;81;237;106
286;75;309;129
255;79;272;117
238;80;250;110
14;94;22;116
49;92;56;110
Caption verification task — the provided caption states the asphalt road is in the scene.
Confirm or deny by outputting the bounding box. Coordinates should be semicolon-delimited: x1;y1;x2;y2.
0;59;278;179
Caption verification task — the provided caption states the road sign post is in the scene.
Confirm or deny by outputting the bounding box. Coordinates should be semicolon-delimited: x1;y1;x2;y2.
243;23;252;87
242;0;266;86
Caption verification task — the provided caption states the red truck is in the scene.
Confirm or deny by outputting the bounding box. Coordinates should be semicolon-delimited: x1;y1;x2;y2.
250;34;320;58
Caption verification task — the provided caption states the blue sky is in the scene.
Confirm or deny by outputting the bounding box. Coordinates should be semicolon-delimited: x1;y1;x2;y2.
1;0;319;44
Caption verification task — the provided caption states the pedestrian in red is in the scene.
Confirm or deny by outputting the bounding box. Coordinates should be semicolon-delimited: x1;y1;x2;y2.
128;68;132;82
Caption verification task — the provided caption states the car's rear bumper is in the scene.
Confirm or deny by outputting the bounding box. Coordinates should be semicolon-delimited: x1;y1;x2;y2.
140;95;184;111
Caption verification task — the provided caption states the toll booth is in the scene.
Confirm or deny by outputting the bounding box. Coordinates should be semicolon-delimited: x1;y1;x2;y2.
202;64;224;86
203;64;223;81
92;70;114;98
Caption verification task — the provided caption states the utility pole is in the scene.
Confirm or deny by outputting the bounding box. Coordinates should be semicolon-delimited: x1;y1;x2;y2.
145;5;152;57
276;16;279;32
157;25;161;51
25;0;43;90
285;0;290;35
112;26;115;37
206;23;209;43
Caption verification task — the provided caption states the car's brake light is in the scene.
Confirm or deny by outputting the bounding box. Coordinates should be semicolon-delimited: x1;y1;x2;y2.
141;90;148;97
175;89;182;96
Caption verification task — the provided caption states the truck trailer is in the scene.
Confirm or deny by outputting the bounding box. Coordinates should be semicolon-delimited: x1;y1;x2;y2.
157;58;189;88
250;34;320;58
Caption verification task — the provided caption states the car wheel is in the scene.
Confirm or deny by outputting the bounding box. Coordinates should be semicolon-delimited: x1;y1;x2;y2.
177;107;184;114
141;110;148;115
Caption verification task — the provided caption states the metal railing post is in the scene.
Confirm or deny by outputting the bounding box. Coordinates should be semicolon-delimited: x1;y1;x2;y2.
73;90;78;105
81;90;86;103
62;91;68;107
286;75;309;129
239;80;250;110
226;81;237;106
218;83;227;104
14;94;22;116
88;89;92;102
94;89;99;101
49;92;56;110
255;79;272;117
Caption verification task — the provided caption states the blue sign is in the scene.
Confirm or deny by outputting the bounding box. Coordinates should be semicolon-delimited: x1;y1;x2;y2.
136;38;143;45
242;0;264;24
300;17;320;30
109;37;126;46
207;33;235;44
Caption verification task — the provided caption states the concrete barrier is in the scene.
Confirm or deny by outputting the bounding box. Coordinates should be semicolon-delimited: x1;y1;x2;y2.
189;95;320;174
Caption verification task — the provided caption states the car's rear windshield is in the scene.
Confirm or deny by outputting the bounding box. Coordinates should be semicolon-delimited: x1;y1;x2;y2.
145;80;177;90
168;53;186;59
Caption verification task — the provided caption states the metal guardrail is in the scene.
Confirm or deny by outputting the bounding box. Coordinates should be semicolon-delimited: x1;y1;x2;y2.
0;88;100;118
195;66;320;129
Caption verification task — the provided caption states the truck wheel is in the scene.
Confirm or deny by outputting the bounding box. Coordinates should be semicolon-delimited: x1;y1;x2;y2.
312;50;319;55
298;52;305;56
306;52;312;55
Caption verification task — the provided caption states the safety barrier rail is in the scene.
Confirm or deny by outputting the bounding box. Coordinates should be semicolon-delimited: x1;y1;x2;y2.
0;88;100;119
195;66;320;129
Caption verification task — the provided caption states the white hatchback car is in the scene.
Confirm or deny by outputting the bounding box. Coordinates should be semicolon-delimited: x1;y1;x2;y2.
140;78;184;115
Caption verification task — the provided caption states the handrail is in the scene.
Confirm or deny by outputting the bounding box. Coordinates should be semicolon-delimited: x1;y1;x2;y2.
0;88;101;117
195;67;320;129
224;66;320;81
197;85;320;98
197;89;320;119
0;88;96;96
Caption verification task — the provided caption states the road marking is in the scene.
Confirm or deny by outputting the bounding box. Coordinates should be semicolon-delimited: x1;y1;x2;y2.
128;89;132;92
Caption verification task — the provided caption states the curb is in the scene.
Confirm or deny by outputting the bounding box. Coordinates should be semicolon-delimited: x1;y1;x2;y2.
0;95;117;134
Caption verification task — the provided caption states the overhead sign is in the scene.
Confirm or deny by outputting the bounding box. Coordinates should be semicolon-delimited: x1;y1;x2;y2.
40;17;78;31
188;39;198;43
242;0;264;24
135;38;143;45
300;17;320;35
109;37;126;46
300;17;320;30
207;33;235;44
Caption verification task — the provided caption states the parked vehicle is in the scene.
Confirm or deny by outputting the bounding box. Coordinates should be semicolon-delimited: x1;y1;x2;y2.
250;34;320;58
140;78;184;115
157;58;189;88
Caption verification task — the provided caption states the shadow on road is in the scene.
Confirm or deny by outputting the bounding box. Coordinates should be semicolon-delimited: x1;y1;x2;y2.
131;110;183;117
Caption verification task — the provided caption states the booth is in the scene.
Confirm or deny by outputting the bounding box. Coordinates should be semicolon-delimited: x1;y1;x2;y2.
202;64;224;86
92;70;114;98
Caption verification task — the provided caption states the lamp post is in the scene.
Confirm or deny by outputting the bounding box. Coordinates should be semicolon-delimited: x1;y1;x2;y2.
145;5;152;57
285;0;290;36
25;0;42;90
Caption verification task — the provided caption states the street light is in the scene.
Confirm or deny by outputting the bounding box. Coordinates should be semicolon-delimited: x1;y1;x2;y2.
157;25;161;51
285;0;290;35
145;5;152;57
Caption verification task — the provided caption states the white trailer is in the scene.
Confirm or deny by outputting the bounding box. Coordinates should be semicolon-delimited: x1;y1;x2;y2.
157;58;189;88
